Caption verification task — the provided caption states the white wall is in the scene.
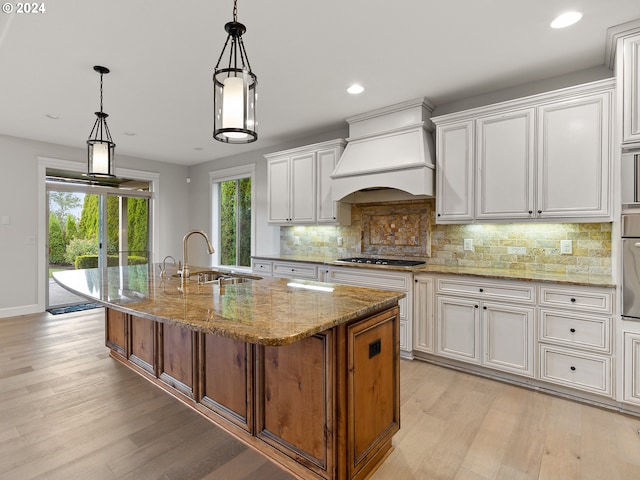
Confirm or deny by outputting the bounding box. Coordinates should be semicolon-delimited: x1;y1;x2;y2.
433;65;613;116
0;134;190;318
186;127;349;267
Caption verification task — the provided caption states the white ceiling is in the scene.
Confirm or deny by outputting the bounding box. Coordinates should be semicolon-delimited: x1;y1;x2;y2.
1;0;640;166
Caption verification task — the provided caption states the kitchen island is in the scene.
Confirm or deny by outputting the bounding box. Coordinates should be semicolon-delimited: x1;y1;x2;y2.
53;265;404;480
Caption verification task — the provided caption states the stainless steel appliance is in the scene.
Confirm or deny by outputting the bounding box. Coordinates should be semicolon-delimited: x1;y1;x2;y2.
337;257;425;267
622;214;640;321
621;153;640;208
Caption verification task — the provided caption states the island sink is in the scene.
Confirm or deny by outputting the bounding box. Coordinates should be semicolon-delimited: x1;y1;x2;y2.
172;269;261;285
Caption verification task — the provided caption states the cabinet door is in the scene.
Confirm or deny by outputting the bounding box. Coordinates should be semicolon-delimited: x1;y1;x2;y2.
483;302;534;377
129;314;156;374
105;308;126;357
290;152;316;223
476;109;535;220
622;34;640;146
200;334;253;431
158;323;196;398
436;120;474;223
267;156;291;223
413;275;435;354
317;146;349;224
257;333;334;477
624;331;640;406
436;296;480;363
537;92;610;218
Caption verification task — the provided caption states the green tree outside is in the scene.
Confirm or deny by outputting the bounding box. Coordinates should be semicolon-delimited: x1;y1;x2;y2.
49;213;66;264
220;177;251;267
49;192;81;234
65;214;78;245
78;194;99;240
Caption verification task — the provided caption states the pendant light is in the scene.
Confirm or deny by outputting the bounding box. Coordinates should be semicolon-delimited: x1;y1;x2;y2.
213;0;257;143
87;65;116;177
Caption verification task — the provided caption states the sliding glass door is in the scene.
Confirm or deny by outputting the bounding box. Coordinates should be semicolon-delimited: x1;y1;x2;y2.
46;172;151;309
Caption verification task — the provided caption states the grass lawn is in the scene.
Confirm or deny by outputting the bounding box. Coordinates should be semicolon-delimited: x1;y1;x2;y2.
48;266;73;278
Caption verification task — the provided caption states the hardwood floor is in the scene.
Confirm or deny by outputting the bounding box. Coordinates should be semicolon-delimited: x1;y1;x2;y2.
0;309;294;480
1;309;640;479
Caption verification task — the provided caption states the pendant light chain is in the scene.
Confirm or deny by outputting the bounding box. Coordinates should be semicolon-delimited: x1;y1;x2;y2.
99;71;104;113
232;0;237;22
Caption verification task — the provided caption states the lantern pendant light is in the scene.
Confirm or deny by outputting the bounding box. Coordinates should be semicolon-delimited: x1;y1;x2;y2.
87;65;116;177
213;0;257;143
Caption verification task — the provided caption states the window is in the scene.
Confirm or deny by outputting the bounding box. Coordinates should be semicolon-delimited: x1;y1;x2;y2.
211;165;255;269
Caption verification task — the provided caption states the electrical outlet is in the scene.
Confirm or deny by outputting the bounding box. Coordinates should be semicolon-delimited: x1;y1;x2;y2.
294;237;301;246
337;237;343;247
24;235;36;245
507;246;527;255
560;239;572;255
464;238;473;251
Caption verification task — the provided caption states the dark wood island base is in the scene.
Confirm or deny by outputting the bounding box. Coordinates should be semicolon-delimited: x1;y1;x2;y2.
105;305;400;480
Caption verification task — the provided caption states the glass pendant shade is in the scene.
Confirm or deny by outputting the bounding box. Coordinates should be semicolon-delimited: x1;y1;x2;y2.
212;5;257;144
87;66;116;177
213;66;257;143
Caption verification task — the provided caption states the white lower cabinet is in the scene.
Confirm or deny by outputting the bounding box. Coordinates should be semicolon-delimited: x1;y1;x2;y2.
327;267;413;356
251;259;320;280
436;296;480;363
624;331;640;406
435;294;535;376
251;259;273;276
271;261;318;280
483;302;535;376
536;284;614;398
432;276;536;377
540;345;612;396
413;274;435;354
414;275;618;401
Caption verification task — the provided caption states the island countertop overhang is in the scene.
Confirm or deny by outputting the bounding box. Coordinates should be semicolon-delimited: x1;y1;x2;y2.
53;265;405;346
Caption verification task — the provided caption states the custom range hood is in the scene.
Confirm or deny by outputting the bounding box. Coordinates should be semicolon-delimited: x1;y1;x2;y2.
331;97;436;203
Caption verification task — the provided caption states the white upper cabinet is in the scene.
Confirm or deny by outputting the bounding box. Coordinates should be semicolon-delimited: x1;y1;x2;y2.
290;152;316;223
267;156;292;223
266;152;315;224
537;93;610;218
436;120;474;222
265;139;348;225
476;108;535;220
622;32;640;147
433;79;613;224
316;145;350;224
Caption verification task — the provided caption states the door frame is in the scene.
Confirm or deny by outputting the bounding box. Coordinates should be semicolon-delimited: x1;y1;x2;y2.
37;156;160;312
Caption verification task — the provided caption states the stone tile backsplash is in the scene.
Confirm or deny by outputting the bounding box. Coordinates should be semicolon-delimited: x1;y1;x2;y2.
280;199;612;275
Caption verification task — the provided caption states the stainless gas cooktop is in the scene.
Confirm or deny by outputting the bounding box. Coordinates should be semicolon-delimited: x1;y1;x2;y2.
337;257;425;267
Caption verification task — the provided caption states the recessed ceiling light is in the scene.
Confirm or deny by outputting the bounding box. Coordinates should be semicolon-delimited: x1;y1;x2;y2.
347;84;364;95
194;147;204;151
123;132;136;136
45;114;60;120
550;11;583;29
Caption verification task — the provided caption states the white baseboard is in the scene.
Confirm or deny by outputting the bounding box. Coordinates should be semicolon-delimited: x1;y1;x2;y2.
0;304;42;319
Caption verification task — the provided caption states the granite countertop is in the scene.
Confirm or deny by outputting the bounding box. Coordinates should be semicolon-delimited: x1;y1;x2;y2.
252;254;616;288
52;265;404;346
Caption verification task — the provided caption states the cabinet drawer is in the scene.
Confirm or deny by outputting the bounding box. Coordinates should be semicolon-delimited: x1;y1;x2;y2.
539;286;613;314
251;260;273;275
539;309;611;353
436;277;535;304
272;262;318;279
539;346;611;397
326;268;411;291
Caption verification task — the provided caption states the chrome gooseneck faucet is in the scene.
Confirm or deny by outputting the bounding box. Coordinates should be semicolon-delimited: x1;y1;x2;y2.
180;230;215;282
